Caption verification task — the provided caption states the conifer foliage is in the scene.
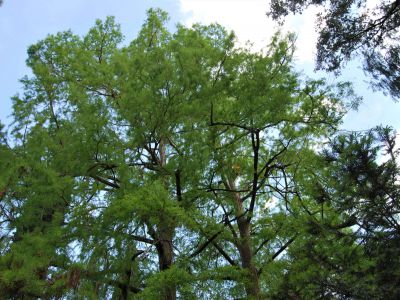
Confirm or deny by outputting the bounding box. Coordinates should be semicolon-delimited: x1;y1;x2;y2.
268;0;400;99
1;8;392;300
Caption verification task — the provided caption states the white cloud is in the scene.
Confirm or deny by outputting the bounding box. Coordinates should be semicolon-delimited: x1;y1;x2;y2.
178;0;321;63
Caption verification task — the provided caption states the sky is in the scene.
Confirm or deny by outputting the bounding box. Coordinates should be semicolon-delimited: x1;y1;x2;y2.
0;0;399;134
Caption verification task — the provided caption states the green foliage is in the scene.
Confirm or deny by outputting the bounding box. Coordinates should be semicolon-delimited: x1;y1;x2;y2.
2;7;393;300
269;127;400;299
268;0;400;99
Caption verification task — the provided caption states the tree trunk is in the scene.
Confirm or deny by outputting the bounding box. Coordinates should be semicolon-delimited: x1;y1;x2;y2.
155;138;176;300
156;227;176;300
230;180;261;299
237;217;261;299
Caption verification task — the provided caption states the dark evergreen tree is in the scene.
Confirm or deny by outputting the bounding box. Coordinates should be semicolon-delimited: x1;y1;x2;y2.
270;127;400;299
268;0;400;99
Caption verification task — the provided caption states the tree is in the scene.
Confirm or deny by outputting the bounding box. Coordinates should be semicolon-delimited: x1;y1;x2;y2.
267;0;400;100
270;127;400;299
0;9;357;299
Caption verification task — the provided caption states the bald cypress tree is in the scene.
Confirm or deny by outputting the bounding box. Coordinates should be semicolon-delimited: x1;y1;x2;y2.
0;9;358;299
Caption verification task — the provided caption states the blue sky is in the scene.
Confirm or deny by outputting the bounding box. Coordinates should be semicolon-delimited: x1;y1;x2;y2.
1;0;399;133
0;0;183;124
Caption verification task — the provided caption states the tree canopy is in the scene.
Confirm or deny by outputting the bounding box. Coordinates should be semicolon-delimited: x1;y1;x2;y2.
271;126;400;299
0;8;398;300
268;0;400;100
